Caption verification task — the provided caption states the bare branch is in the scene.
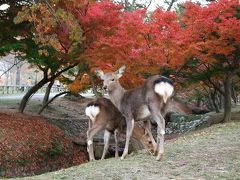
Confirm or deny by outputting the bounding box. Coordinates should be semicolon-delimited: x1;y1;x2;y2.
146;0;152;9
0;60;22;78
166;0;176;11
38;91;70;114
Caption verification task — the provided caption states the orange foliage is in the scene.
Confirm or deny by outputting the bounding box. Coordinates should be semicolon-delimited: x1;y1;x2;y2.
16;0;240;89
68;73;91;93
181;0;240;63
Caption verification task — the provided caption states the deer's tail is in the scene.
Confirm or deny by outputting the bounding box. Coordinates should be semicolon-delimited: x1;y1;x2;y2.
154;76;174;103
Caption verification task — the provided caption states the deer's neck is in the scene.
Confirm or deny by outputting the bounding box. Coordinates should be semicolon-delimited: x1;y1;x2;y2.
108;82;125;110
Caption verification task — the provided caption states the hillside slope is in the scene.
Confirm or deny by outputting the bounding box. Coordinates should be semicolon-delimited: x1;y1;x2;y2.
19;121;240;180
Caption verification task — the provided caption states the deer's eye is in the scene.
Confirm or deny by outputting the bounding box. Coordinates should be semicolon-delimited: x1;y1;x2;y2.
111;79;115;81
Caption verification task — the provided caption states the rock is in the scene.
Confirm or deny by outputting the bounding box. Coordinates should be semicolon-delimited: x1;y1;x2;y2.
166;128;173;134
169;112;188;123
192;108;210;114
165;112;210;134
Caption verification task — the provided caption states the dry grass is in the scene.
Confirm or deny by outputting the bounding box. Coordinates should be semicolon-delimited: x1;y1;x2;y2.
19;121;240;180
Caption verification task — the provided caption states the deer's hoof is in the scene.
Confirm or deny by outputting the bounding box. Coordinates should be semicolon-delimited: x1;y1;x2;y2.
120;156;126;160
89;158;96;161
156;154;164;161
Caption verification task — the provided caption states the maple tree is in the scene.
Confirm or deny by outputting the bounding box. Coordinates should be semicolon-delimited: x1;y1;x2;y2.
177;0;240;121
14;0;126;105
4;0;239;118
86;8;186;88
84;0;239;121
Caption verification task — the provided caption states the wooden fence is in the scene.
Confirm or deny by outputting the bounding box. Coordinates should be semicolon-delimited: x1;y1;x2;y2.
0;85;64;95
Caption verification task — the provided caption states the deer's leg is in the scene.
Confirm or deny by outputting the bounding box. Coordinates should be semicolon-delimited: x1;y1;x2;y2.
87;124;104;161
152;113;165;161
121;118;134;160
88;119;92;129
87;119;94;159
144;120;157;152
101;130;111;160
114;129;119;158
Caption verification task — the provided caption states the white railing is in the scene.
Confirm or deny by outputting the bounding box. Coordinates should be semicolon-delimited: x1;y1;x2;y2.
0;85;64;95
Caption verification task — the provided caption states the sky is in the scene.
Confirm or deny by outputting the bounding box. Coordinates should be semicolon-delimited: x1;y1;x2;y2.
0;0;208;12
147;0;208;11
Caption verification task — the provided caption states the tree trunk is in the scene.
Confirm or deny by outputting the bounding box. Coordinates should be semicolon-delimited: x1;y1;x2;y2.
196;97;201;107
218;93;223;109
18;63;78;113
42;80;54;106
231;85;237;106
223;76;232;122
211;90;220;113
15;59;22;86
88;72;102;98
38;91;70;114
19;78;49;113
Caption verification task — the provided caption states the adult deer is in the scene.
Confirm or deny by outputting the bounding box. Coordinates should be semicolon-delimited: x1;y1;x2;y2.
96;66;174;160
85;97;126;161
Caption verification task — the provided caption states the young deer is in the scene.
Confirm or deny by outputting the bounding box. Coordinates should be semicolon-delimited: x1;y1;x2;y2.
96;66;174;160
85;97;126;161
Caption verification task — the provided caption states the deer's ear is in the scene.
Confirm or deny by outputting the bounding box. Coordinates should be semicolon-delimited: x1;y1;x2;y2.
115;65;126;79
95;69;105;80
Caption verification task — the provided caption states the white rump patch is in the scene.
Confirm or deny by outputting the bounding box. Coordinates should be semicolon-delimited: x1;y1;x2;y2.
160;130;165;136
85;105;100;122
87;140;93;146
154;82;174;103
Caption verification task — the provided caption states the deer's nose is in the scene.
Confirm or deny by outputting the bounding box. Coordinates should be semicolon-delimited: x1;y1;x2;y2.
103;86;107;90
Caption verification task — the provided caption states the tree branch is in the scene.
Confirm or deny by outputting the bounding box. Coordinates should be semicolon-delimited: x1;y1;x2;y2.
0;60;22;78
52;63;78;80
38;91;70;114
166;0;176;11
207;77;224;95
146;0;152;10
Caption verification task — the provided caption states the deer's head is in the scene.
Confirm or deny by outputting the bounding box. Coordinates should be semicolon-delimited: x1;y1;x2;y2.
96;65;126;92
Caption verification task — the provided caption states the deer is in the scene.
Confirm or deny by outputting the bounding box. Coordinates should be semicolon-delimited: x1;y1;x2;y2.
85;97;126;161
96;65;174;161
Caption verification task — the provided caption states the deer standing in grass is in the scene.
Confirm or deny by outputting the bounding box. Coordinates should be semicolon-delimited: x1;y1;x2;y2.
85;98;126;161
96;66;174;160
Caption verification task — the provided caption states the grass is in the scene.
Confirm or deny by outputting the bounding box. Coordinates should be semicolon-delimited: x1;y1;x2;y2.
0;98;70;117
15;121;240;180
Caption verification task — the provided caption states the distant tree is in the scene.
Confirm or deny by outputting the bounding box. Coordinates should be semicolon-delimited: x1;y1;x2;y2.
14;0;125;111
